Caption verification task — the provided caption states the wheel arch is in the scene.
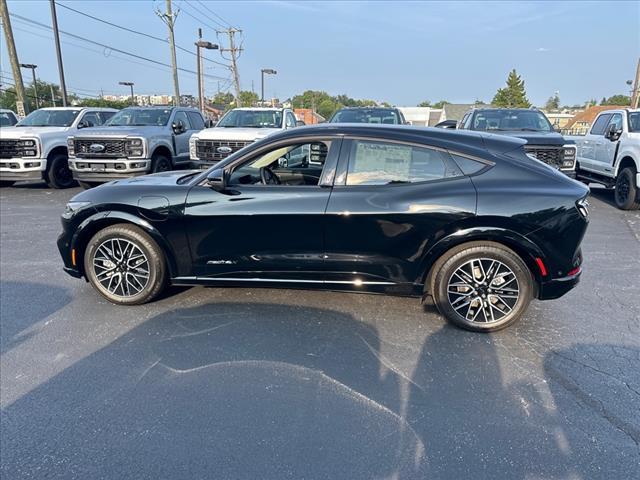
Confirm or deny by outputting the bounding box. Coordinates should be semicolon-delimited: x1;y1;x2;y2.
150;144;173;162
617;155;637;174
421;227;544;296
45;145;69;170
71;211;179;279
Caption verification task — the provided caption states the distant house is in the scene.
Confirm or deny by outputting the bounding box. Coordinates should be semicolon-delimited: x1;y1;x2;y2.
438;104;494;124
543;112;575;129
294;108;325;125
397;107;441;126
561;105;622;135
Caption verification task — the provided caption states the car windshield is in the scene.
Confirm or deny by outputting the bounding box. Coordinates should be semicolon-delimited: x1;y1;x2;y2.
628;112;640;132
105;108;171;126
16;109;81;127
217;110;283;128
330;108;400;124
471;110;553;132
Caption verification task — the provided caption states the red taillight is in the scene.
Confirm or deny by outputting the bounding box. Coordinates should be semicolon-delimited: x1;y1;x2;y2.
568;266;581;276
535;257;548;277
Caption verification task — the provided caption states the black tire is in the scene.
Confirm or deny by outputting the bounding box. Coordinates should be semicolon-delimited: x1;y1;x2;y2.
431;241;534;332
614;167;640;210
0;181;15;187
84;224;167;305
151;153;172;173
78;181;100;190
46;153;76;189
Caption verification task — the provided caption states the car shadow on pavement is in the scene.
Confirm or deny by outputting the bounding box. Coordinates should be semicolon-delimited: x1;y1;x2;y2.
0;281;72;354
1;301;627;479
588;185;618;209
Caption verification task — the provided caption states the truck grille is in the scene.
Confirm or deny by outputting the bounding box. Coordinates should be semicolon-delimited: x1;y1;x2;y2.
74;139;126;158
0;140;21;159
524;146;563;169
196;140;253;162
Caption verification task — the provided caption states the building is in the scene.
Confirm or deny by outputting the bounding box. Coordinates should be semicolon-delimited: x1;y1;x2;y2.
543;112;575;129
438;103;494;124
294;108;325;125
397;107;442;127
561;105;622;135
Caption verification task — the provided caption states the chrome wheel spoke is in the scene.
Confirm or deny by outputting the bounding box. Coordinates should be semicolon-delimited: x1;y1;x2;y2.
93;237;150;298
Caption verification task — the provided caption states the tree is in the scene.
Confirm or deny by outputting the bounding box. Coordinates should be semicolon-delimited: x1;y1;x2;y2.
0;79;66;113
76;98;130;109
211;92;234;108
418;100;431;107
601;94;631;106
432;100;449;109
238;90;259;107
492;69;531;108
544;93;560;110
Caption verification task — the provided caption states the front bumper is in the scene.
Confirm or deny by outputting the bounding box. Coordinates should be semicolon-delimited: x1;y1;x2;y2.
0;158;46;181
538;268;581;300
561;169;576;179
69;158;150;182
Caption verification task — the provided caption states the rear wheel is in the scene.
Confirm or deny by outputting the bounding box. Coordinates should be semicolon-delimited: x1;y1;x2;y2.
151;153;172;173
431;242;534;332
46;153;76;189
84;224;167;305
0;181;15;187
614;167;640;210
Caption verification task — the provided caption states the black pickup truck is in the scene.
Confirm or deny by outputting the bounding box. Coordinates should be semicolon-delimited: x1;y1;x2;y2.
457;108;577;177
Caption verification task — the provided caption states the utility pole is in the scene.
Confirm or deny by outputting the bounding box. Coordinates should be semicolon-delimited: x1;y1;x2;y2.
631;57;640;109
157;0;180;106
195;29;219;112
50;84;56;106
49;0;68;106
219;28;242;107
20;64;39;109
0;0;27;116
119;81;135;105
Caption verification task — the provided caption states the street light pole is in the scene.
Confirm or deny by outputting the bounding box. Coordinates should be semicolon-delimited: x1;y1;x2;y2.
261;68;277;104
119;81;135;105
20;63;39;109
195;37;219;112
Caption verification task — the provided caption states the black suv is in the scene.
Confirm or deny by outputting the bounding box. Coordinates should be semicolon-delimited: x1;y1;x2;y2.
329;107;407;125
458;108;576;176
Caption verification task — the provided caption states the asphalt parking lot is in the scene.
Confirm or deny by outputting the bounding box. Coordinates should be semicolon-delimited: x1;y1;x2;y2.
0;182;638;479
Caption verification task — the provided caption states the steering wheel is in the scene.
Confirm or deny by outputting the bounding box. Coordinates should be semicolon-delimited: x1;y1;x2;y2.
260;166;281;185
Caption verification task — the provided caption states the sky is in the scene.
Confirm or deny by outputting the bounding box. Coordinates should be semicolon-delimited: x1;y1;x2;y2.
1;0;639;107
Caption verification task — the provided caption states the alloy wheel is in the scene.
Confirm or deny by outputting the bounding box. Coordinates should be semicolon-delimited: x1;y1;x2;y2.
92;237;150;298
616;175;630;204
447;258;520;324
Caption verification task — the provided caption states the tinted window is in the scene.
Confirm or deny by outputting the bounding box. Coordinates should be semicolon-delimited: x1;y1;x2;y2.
346;140;462;186
106;108;171;126
331;109;400;124
173;111;191;129
471;110;552;132
590;114;612;135
187;112;205;130
450;154;487;175
217;109;283;128
0;112;18;126
629;112;640;133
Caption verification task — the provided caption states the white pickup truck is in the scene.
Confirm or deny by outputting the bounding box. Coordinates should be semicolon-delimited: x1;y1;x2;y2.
0;107;117;188
571;108;640;210
189;107;302;168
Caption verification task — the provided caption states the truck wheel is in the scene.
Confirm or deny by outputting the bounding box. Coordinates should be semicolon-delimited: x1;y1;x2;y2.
431;241;534;332
151;154;171;173
46;153;76;189
614;167;640;210
0;181;15;187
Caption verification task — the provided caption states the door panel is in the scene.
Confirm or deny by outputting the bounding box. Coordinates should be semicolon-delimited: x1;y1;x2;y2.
184;185;331;279
594;113;622;174
172;111;191;163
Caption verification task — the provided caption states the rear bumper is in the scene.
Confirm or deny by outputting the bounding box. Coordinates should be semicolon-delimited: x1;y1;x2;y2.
538;269;581;300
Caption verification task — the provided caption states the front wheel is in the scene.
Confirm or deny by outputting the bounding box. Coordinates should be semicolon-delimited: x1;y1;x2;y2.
151;154;172;173
84;224;167;305
614;167;640;210
432;242;534;332
46;154;76;189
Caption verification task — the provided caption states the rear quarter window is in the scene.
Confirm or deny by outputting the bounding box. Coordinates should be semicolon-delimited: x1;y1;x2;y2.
450;154;487;175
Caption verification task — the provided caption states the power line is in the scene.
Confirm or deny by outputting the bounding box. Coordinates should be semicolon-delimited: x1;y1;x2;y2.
195;0;236;29
8;12;228;81
183;0;227;29
54;1;230;69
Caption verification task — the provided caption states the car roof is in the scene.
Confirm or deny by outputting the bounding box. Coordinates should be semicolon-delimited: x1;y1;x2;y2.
335;106;398;110
231;107;284;111
35;107;117;112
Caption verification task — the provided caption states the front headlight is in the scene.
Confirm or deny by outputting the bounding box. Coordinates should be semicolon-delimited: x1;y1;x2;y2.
125;137;145;158
62;201;92;218
67;137;75;156
189;137;198;160
19;138;40;158
562;145;576;169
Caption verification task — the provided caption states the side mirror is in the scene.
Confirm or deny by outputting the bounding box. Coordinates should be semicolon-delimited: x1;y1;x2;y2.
205;119;216;128
77;120;92;129
605;124;622;141
295;120;306;127
206;168;227;191
278;157;288;168
172;120;186;134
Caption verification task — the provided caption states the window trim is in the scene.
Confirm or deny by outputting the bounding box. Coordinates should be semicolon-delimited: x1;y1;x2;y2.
334;136;494;188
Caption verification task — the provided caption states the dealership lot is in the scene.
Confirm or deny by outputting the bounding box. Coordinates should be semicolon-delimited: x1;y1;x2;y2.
0;183;638;478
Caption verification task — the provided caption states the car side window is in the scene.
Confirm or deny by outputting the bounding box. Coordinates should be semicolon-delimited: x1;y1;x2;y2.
187;112;205;130
173;111;191;130
606;113;622;133
345;140;462;186
99;112;115;124
285;112;296;128
450;154;487;175
80;112;101;127
590;114;612;135
459;113;470;129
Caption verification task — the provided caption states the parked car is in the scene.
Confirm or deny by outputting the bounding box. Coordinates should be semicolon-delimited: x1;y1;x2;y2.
189;107;300;168
0;109;19;127
434;119;458;129
67;106;206;189
569;108;639;210
458;108;577;177
58;124;589;332
0;107;117;188
329;107;408;125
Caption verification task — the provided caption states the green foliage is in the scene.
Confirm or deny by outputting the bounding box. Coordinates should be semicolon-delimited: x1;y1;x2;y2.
237;90;259;107
544;93;560;111
417;100;431;107
601;94;631;106
211;92;234;108
417;100;449;108
0;79;65;113
76;98;131;109
492;69;531;108
290;90;389;119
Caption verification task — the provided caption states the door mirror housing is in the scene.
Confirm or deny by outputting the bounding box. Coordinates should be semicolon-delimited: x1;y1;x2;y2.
295;120;306;127
605;123;622;141
77;120;92;129
172;120;186;134
206;168;227;191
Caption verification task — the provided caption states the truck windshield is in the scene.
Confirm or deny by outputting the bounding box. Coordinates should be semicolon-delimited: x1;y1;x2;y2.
330;108;400;124
0;112;17;126
471;110;553;132
628;112;640;132
106;109;171;126
217;110;283;128
16;109;81;127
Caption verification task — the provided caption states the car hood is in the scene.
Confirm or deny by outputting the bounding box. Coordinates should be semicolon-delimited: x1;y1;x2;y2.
484;130;567;146
1;126;70;138
111;170;198;187
195;127;280;141
72;126;164;138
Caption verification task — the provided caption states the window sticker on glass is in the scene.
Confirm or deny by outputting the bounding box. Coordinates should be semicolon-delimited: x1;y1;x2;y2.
348;142;412;185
